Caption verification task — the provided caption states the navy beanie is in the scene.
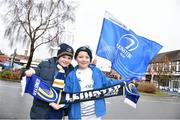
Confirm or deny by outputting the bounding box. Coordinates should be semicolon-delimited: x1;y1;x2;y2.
57;43;74;59
74;46;92;62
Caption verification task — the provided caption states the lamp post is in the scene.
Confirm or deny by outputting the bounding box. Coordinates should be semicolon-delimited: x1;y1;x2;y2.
10;49;17;69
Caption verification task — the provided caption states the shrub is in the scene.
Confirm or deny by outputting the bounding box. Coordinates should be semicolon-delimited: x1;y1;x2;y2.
0;69;22;81
137;82;156;94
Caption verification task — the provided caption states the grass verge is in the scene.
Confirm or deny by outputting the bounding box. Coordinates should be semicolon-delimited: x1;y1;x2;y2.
140;91;170;97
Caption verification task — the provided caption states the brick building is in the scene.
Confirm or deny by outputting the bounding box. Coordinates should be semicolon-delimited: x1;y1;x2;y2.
147;50;180;92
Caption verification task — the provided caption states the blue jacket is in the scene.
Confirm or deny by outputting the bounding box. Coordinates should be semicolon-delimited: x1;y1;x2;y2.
64;64;121;119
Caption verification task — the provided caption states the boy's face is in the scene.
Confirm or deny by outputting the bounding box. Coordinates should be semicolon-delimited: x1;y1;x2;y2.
57;55;72;67
76;51;90;69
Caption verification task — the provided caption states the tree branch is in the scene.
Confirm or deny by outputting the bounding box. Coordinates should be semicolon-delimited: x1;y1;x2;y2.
27;3;33;41
34;30;64;50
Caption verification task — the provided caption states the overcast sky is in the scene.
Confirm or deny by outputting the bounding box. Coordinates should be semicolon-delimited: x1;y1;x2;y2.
0;0;180;60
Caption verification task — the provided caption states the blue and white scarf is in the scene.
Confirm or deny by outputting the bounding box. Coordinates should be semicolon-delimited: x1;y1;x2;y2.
21;74;139;108
52;64;66;90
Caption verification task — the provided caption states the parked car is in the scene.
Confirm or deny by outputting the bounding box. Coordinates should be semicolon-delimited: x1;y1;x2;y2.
0;63;5;69
159;86;170;91
177;88;180;93
2;61;23;70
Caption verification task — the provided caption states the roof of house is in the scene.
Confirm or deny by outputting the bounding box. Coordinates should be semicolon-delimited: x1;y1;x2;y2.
10;54;29;61
0;55;9;62
151;49;180;63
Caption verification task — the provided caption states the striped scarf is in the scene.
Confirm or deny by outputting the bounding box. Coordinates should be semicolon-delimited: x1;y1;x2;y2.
52;64;66;90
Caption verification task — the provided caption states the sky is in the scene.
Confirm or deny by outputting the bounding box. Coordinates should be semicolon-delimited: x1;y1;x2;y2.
0;0;180;61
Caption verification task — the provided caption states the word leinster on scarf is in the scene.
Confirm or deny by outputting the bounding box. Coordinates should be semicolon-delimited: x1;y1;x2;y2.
21;75;139;108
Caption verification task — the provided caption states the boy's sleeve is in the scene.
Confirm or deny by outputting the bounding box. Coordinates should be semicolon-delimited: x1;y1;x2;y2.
99;68;121;87
64;74;72;93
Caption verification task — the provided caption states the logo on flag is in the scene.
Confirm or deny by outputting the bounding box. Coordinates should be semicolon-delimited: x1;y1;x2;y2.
116;34;139;59
96;11;162;79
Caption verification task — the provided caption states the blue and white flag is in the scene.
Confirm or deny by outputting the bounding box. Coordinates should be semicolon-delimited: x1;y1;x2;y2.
96;11;162;79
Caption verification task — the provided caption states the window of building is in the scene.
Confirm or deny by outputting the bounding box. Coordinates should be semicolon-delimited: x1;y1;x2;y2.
171;61;176;73
176;61;180;72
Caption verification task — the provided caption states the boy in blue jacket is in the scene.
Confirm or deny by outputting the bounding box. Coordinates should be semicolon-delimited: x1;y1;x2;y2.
62;46;121;119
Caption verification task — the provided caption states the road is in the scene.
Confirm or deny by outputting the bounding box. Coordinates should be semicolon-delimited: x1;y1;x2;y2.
104;95;180;119
0;80;180;119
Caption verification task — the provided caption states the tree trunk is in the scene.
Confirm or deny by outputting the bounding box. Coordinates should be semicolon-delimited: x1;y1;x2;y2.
26;44;35;69
26;51;34;69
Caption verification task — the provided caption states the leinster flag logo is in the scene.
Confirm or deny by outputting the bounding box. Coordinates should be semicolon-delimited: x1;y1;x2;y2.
116;34;139;59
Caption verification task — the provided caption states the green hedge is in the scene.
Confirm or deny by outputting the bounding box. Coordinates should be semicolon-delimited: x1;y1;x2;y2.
0;69;22;81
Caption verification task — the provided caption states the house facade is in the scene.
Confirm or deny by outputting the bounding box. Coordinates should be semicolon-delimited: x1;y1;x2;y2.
147;50;180;92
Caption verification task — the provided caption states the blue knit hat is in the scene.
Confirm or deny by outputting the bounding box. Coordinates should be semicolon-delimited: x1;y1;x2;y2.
57;43;74;58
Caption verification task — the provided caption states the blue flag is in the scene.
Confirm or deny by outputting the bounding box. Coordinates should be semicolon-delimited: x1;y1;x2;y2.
96;12;162;79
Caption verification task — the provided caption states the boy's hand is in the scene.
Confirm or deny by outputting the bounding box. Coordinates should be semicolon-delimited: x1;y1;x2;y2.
49;103;65;110
25;69;35;77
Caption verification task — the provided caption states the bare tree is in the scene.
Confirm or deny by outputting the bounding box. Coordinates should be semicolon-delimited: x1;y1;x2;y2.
1;0;78;69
